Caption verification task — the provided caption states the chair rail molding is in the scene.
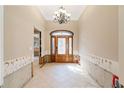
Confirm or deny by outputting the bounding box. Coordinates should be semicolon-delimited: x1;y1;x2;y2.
0;5;4;86
4;56;32;77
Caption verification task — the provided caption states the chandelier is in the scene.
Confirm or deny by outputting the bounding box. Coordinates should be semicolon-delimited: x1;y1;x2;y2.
53;6;71;24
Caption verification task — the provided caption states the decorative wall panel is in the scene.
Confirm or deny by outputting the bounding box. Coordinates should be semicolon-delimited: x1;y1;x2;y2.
4;56;32;77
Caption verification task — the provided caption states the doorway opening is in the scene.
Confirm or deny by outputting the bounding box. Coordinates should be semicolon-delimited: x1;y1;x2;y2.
34;28;41;64
50;30;74;63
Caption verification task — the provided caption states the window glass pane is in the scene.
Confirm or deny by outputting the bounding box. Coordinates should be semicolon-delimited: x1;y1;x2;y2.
58;38;66;54
69;38;72;54
52;38;55;54
52;31;72;36
34;34;39;38
52;32;61;35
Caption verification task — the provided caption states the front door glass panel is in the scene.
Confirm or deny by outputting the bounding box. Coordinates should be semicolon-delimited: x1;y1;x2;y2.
58;38;66;54
52;37;55;54
69;37;72;54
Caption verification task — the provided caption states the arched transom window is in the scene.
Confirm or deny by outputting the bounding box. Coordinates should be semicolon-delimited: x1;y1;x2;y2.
50;30;74;36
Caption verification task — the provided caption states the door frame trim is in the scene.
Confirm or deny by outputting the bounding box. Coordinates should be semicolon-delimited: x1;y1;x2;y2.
34;27;42;57
50;30;74;62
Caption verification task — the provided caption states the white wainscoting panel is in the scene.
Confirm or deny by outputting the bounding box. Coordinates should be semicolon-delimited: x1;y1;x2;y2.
84;54;119;76
81;54;119;87
4;56;32;77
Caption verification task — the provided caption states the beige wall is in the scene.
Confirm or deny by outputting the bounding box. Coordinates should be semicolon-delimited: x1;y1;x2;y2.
119;6;124;85
45;20;79;54
78;6;118;62
4;6;46;60
0;5;4;86
4;6;46;87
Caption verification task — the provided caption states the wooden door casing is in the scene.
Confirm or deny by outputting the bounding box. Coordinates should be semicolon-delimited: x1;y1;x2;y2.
50;30;74;63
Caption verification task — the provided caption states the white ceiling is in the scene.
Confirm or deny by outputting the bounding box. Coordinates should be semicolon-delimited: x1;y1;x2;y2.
38;5;86;20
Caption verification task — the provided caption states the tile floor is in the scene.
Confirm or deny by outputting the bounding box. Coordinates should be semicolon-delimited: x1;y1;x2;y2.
24;63;100;88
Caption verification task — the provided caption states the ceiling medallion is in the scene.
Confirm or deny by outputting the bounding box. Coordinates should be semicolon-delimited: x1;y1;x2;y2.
53;6;71;24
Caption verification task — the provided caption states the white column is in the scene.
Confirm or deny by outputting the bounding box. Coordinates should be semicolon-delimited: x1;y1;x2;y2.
119;6;124;85
0;5;4;86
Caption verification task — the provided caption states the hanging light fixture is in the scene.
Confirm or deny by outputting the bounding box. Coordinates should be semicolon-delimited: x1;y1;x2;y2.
53;6;71;24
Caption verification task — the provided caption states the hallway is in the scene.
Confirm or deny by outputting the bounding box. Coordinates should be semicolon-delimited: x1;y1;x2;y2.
24;63;100;88
1;5;124;88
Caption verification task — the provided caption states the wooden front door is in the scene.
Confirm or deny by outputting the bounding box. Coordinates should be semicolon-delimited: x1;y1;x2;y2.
50;30;73;62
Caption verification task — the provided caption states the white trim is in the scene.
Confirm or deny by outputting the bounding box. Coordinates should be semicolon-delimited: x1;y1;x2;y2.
4;56;32;77
83;54;119;76
33;25;45;58
34;25;45;32
0;5;4;86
